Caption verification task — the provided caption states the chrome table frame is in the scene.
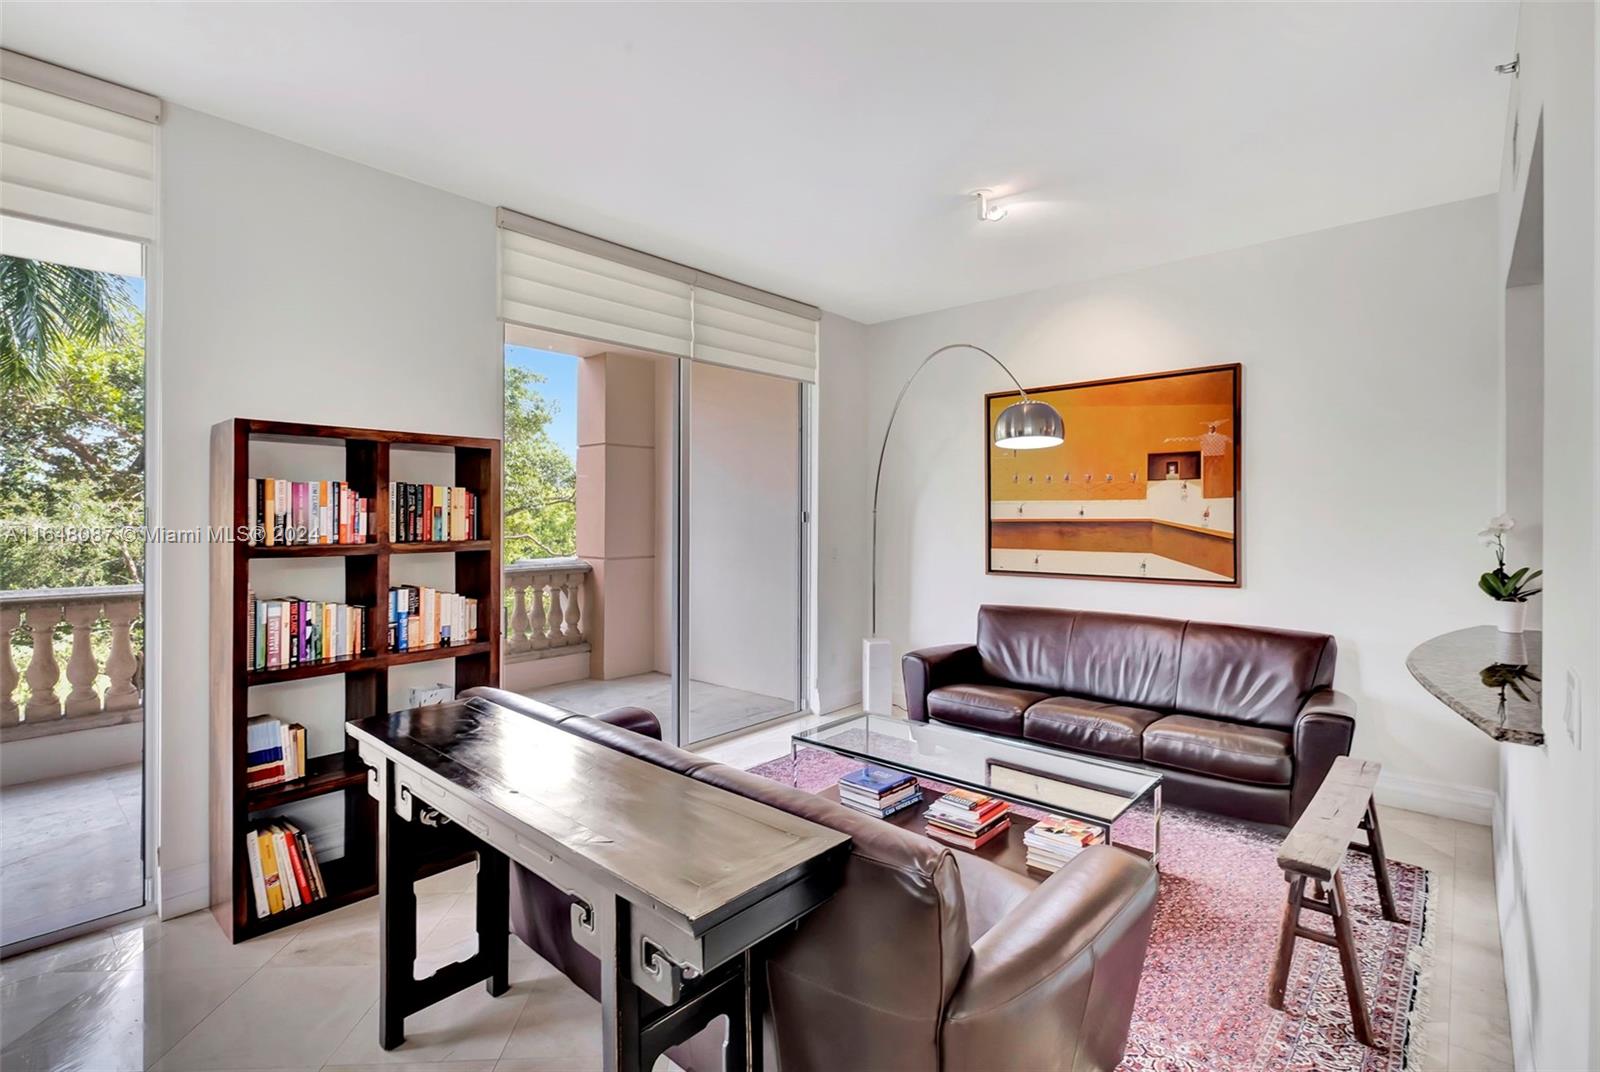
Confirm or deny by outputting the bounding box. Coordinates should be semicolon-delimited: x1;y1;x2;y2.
792;713;1163;868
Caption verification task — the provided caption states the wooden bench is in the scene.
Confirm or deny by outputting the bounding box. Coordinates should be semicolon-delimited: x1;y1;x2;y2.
1267;756;1405;1048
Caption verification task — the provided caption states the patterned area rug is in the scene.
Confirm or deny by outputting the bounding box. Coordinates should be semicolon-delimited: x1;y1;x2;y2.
748;749;1436;1072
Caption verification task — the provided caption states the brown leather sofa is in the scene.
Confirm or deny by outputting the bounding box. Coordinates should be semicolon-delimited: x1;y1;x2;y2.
463;686;1160;1072
903;605;1355;827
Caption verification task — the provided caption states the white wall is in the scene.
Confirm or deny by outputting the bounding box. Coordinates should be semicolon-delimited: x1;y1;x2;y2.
865;196;1503;817
154;106;500;915
812;312;871;714
1490;3;1598;1068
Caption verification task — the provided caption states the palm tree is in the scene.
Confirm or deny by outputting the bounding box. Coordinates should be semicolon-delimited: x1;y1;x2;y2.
1;254;134;394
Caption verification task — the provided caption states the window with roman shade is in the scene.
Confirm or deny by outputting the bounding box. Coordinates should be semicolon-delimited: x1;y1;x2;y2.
0;50;161;246
497;207;820;382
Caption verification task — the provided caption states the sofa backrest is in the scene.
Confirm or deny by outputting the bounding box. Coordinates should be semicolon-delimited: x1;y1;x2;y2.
975;605;1335;729
552;712;974;1072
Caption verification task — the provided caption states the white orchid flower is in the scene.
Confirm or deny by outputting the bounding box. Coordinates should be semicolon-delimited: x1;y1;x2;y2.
1478;514;1515;537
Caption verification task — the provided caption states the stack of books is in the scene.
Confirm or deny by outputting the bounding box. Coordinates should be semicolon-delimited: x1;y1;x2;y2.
246;820;328;917
247;478;372;546
837;766;922;818
925;790;1012;850
247;588;368;670
389;482;481;543
388;585;480;650
245;715;307;789
1023;815;1105;874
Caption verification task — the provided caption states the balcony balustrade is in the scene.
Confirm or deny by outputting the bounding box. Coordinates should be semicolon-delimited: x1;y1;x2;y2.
502;557;592;661
1;585;144;740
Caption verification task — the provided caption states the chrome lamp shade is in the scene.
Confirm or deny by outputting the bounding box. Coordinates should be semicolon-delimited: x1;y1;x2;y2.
993;399;1065;450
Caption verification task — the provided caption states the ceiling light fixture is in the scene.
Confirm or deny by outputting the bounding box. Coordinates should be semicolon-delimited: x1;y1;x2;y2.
973;189;1007;222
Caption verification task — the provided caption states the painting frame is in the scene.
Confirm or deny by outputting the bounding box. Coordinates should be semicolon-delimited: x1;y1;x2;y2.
984;362;1242;587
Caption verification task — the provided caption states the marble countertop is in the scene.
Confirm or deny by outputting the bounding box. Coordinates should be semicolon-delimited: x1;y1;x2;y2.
1406;626;1543;746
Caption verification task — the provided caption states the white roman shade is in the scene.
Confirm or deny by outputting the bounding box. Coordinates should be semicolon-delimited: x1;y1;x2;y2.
0;51;161;244
691;286;818;382
499;224;693;358
498;208;819;381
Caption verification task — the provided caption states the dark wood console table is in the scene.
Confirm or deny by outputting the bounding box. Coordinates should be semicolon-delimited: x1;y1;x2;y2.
348;701;850;1071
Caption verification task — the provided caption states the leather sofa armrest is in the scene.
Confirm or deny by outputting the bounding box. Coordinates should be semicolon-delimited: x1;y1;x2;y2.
459;686;662;741
942;846;1159;1072
1291;688;1357;822
901;644;980;722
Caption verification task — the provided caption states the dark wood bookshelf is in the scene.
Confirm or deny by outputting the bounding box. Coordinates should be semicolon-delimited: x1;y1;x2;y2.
210;418;501;943
246;752;370;811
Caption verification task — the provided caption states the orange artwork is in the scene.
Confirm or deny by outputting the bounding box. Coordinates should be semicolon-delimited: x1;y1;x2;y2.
987;364;1240;585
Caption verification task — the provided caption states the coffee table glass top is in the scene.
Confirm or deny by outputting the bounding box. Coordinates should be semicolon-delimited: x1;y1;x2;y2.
792;714;1161;825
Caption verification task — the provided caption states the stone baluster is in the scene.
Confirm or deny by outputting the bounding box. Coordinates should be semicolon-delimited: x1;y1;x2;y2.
63;601;104;717
102;599;141;712
1;605;21;726
23;604;64;720
507;583;532;654
566;571;584;643
528;580;549;651
548;579;569;648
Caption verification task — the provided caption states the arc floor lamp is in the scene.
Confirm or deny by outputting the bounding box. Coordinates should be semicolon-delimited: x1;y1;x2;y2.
864;343;1065;714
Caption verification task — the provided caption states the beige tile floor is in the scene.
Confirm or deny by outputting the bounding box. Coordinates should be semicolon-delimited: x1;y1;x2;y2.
0;710;1515;1071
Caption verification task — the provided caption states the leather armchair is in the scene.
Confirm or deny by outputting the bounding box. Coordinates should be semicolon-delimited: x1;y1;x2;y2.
944;847;1159;1072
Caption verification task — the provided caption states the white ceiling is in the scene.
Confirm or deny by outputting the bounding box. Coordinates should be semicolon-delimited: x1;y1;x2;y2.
4;2;1516;323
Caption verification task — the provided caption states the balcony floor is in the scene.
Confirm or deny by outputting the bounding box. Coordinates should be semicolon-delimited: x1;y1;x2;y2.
0;764;144;946
521;671;796;744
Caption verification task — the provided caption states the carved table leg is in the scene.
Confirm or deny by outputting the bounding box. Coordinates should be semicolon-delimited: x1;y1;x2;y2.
599;896;645;1072
477;849;510;996
378;758;417;1051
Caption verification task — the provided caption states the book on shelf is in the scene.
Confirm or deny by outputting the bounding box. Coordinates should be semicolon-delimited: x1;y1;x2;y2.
1023;815;1105;874
246;477;372;546
247;594;368;670
387;482;481;543
387;585;479;651
924;790;1013;850
836;765;922;819
245;819;329;918
245;715;308;788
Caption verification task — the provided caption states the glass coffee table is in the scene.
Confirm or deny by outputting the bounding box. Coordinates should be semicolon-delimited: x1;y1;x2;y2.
792;713;1163;867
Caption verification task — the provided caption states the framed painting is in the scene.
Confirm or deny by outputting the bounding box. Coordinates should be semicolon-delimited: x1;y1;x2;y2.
986;363;1241;585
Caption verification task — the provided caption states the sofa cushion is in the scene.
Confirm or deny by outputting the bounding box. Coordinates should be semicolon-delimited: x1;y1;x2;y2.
928;683;1050;736
976;605;1073;693
1022;696;1165;761
1174;620;1336;729
1143;714;1293;786
1061;612;1184;709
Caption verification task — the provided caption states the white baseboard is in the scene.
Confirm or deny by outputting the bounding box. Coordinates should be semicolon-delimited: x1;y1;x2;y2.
1375;770;1496;825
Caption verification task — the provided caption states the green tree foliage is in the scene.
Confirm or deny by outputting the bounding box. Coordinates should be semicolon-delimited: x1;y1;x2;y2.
1;255;136;394
503;364;576;562
1;314;146;589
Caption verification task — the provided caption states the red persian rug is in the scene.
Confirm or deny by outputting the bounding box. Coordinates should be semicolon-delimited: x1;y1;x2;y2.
748;749;1435;1072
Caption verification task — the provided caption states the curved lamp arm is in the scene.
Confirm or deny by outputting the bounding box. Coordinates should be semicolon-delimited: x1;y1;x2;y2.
871;343;1033;635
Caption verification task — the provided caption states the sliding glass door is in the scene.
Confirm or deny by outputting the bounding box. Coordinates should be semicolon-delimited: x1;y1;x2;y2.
678;361;804;746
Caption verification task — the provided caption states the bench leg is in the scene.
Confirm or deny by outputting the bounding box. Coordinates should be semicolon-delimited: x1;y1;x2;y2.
1267;874;1306;1010
1363;799;1404;924
1330;872;1378;1047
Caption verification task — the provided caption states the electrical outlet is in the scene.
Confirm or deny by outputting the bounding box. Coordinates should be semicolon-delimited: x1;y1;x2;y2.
1563;670;1582;749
